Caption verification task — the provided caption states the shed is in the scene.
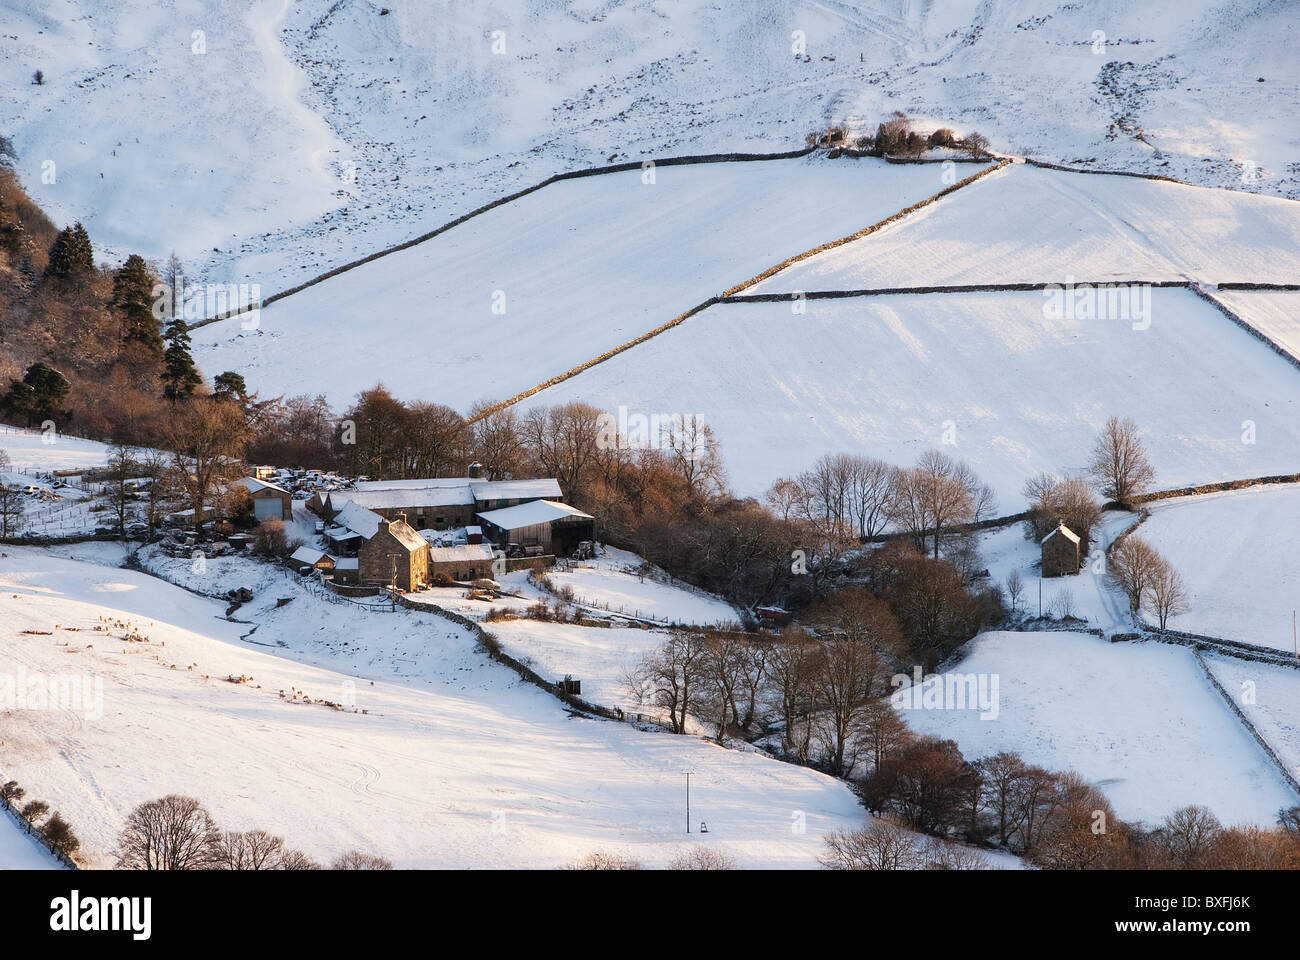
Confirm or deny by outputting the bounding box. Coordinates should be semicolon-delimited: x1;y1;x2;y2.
288;545;335;574
1041;523;1081;577
476;500;595;556
236;476;292;522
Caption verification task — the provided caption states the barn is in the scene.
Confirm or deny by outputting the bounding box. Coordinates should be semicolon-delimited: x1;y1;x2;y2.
476;500;595;556
236;476;292;522
1041;523;1081;577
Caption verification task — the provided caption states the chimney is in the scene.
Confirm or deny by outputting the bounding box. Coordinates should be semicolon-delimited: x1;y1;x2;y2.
468;461;482;479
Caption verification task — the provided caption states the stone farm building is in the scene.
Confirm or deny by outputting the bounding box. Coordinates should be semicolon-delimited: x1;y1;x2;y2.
321;500;429;591
1041;523;1081;578
428;542;496;582
313;477;563;532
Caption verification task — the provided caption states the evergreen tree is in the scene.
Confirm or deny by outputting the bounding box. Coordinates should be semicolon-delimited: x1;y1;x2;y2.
213;371;247;403
162;318;202;401
0;362;71;427
44;222;94;279
114;254;164;360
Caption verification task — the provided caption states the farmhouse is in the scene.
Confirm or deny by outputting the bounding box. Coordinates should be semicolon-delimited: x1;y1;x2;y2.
476;500;595;556
1041;523;1081;577
234;476;292;522
359;518;430;592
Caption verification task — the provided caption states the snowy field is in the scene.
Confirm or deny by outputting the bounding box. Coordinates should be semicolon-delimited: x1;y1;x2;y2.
1139;485;1300;651
190;157;947;406
1202;653;1300;784
900;631;1297;827
532;288;1300;502
0;425;118;474
0;808;61;870
5;0;1295;293
752;163;1300;290
544;546;740;627
1213;290;1300;363
0;548;868;868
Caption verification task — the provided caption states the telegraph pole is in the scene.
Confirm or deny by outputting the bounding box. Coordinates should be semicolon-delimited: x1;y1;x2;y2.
685;772;691;834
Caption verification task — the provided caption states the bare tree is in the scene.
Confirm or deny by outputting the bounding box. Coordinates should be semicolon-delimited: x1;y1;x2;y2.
1004;569;1024;616
330;850;393;870
102;443;136;541
1108;534;1163;613
668;846;735;870
1023;473;1102;547
1089;416;1156;505
806;587;904;776
213;830;286;870
0;482;24;539
764;627;821;762
891;450;995;559
1157;805;1223;869
1148;558;1188;632
468;400;524;480
519;402;603;503
165;398;249;529
820;820;926;870
629;629;709;734
964;132;991;157
565;850;642;870
115;795;220;870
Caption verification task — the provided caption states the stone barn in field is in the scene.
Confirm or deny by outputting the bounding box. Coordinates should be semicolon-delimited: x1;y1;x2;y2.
1041;523;1081;577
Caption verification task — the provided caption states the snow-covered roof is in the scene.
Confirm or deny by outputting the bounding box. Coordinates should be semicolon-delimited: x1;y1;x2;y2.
379;519;429;552
332;487;473;510
332;500;384;539
353;477;476;491
236;476;289;495
289;546;331;566
471;479;562;501
333;557;358;571
428;543;495;564
1041;523;1080;545
477;500;593;530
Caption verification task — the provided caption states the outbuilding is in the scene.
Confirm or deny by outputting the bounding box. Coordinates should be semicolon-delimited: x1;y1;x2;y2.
1041;523;1081;577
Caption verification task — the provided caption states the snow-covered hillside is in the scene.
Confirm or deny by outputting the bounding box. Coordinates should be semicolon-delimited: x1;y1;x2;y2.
2;0;1296;291
532;287;1300;502
1140;484;1300;651
0;808;62;869
189;156;945;406
899;630;1297;827
0;547;867;868
752;162;1300;290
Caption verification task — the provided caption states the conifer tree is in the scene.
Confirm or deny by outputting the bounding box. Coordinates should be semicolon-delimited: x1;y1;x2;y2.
44;222;94;278
162;318;203;400
114;254;164;361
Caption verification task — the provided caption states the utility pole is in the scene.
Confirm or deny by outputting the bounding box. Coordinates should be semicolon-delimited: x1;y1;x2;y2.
390;557;397;612
685;772;691;834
